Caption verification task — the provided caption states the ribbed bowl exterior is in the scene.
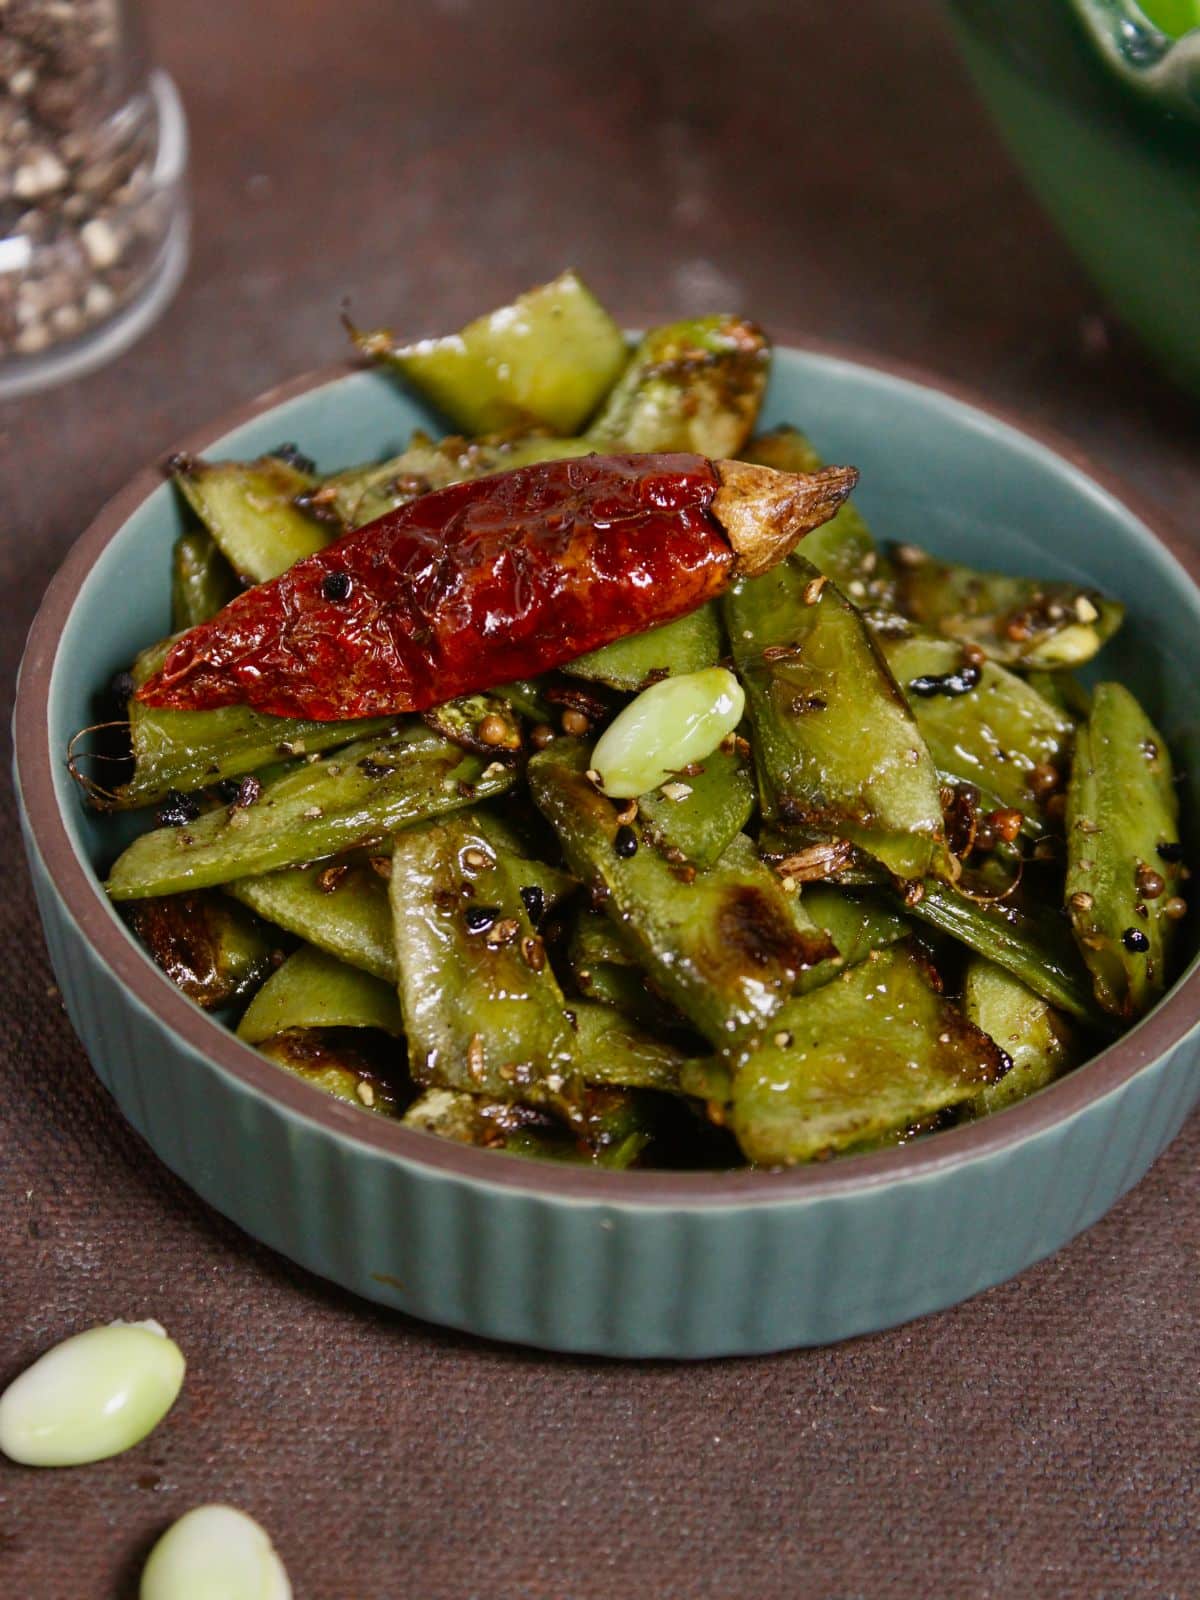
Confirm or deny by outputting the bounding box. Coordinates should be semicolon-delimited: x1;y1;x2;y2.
20;812;1200;1357
16;349;1200;1356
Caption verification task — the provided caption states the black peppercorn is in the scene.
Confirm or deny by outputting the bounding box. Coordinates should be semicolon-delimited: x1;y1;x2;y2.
271;443;318;475
519;885;546;925
1156;841;1184;864
463;905;500;934
156;789;201;828
321;572;352;602
614;825;638;859
1122;927;1151;953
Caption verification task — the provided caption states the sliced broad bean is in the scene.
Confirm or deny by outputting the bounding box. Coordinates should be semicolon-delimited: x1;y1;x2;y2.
889;545;1124;669
171;529;239;630
794;884;910;994
725;557;946;883
0;1320;184;1467
227;858;395;981
728;944;1006;1165
123;892;286;1008
389;811;582;1110
529;743;834;1043
587;314;769;457
107;726;517;899
907;880;1099;1022
962;958;1078;1116
636;742;756;870
169;453;329;583
590;667;745;799
880;632;1075;827
1065;682;1185;1019
257;1030;403;1116
237;945;403;1043
354;271;629;435
140;1504;291;1600
565;606;723;693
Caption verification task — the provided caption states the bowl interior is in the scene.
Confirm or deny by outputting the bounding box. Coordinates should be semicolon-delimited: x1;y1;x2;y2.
41;348;1200;1095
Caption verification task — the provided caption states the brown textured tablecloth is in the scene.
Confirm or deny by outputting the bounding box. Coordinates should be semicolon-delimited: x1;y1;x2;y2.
2;3;1197;1595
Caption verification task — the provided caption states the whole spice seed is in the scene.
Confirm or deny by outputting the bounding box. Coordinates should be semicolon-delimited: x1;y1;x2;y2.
320;572;352;602
614;825;639;858
529;722;556;750
477;713;512;747
1157;840;1184;863
561;708;590;736
1028;762;1061;799
1135;864;1166;899
156;789;200;828
1163;896;1188;920
486;917;520;948
907;663;983;699
463;905;499;934
1122;927;1151;953
987;808;1024;845
518;884;546;924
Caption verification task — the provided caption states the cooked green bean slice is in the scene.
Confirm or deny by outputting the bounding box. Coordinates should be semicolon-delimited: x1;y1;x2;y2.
728;943;1006;1165
529;743;833;1044
1022;669;1093;720
794;884;910;994
588;315;769;457
107;727;517;899
228;857;394;980
169;453;330;582
572;1002;691;1090
889;545;1124;669
1065;683;1185;1020
423;691;524;755
907;880;1099;1022
880;633;1075;827
565;607;724;692
228;811;572;983
726;557;946;883
742;426;883;599
238;945;402;1043
962;958;1078;1116
122;891;286;1008
401;1083;654;1168
389;811;582;1109
257;1029;403;1117
115;638;395;808
567;909;680;1031
170;529;239;630
636;744;756;870
354;271;629;435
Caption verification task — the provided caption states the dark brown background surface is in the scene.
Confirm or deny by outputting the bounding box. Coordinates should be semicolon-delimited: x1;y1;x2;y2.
2;2;1198;1596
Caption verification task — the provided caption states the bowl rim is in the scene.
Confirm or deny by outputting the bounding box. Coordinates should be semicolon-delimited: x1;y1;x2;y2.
16;338;1200;1207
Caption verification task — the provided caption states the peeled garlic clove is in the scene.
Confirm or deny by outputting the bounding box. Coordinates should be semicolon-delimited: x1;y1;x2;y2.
140;1505;292;1600
590;666;746;798
0;1319;185;1467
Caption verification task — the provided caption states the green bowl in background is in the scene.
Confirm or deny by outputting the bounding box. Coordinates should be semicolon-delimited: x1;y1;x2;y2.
945;0;1200;394
14;348;1200;1357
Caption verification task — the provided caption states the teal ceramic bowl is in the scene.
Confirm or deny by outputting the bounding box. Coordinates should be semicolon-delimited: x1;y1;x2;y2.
945;0;1200;395
15;347;1200;1357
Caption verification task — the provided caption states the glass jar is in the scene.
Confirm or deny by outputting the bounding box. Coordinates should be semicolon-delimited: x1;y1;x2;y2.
0;0;189;400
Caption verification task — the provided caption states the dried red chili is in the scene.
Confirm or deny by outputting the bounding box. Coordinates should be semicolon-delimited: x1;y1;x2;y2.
138;451;856;721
